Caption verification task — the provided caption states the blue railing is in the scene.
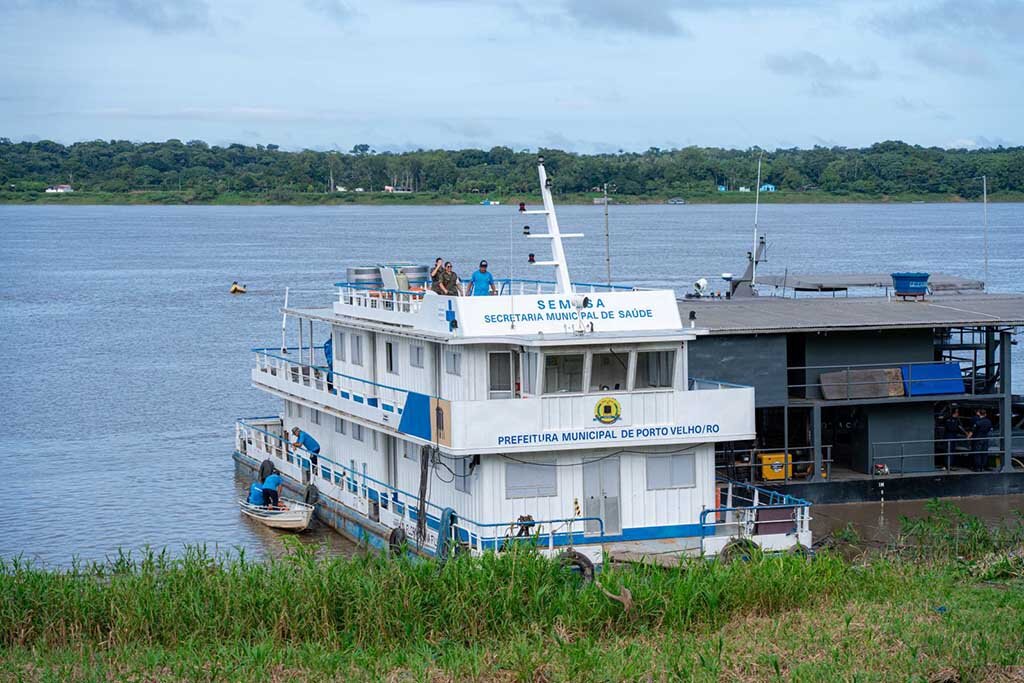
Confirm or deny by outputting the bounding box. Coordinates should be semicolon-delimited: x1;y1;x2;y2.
689;377;752;390
253;347;422;398
698;478;812;534
495;277;638;295
237;418;605;553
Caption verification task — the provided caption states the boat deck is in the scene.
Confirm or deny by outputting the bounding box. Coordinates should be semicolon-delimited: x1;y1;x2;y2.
606;537;703;567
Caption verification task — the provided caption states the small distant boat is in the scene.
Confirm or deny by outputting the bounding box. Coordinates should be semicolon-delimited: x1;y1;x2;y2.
666;197;686;205
230;283;247;294
480;199;501;206
239;498;314;531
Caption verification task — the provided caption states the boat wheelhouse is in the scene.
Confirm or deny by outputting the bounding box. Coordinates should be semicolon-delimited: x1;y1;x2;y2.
233;158;811;566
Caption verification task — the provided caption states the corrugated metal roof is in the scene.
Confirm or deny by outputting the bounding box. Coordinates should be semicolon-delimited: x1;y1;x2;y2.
681;294;1024;335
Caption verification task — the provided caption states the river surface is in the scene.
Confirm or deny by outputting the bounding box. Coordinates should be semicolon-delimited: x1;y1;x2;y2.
1;202;1022;566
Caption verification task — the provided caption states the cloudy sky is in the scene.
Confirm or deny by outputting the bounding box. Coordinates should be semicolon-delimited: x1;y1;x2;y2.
2;0;1021;152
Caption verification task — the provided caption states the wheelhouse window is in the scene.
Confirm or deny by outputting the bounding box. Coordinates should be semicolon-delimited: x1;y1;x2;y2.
350;334;364;366
646;452;695;490
505;459;557;498
589;351;629;392
444;349;462;376
488;351;513;399
410;344;425;368
543;354;584;394
385;341;397;374
636;350;675;389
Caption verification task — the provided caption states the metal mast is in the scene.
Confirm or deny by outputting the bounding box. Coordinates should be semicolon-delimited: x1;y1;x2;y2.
521;157;583;295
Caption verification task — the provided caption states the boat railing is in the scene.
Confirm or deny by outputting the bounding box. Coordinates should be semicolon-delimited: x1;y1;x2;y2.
871;435;1010;474
335;281;429;314
714;445;834;484
495;278;639;296
688;377;752;391
236;418;607;555
252;348;415;413
699;478;812;539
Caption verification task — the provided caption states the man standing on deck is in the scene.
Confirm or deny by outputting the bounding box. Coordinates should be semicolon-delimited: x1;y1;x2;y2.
466;260;496;296
968;408;993;471
288;426;321;467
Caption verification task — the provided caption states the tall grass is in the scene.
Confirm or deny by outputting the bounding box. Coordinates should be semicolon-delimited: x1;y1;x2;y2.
1;542;852;651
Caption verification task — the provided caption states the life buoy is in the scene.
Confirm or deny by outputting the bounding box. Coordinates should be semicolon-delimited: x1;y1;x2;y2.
388;527;407;556
558;549;595;583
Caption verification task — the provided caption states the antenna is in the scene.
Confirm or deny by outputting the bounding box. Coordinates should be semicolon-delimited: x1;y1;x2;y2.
604;183;611;286
752;150;764;286
982;174;988;290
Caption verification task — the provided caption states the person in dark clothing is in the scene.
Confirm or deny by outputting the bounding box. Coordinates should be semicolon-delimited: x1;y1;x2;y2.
969;408;993;471
941;407;966;467
430;258;444;294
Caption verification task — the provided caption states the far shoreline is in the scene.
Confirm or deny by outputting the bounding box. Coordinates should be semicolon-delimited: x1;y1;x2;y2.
2;190;1021;207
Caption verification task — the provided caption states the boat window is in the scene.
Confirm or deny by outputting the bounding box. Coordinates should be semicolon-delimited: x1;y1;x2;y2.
310;408;321;425
543;354;584;394
335;416;346;434
352;423;364;441
350;334;364;366
287;402;303;419
646;452;695;490
454;456;472;494
505;459;557;498
333;331;346;361
403;441;419;461
636;350;675;389
410;344;425;368
521;351;539;395
444;349;462;376
385;341;397;374
488;351;513;399
590;351;629;392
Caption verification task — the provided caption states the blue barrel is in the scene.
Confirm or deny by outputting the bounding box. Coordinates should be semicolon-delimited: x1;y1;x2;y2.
891;272;929;296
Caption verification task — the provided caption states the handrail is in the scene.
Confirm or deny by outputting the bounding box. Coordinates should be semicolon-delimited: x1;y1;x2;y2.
689;377;751;390
494;277;637;292
237;419;607;544
334;281;429;296
253;348;420;397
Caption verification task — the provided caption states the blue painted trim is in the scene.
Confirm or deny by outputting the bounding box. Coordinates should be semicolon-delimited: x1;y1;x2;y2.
367;397;379;408
353;395;364;404
340;390;350;400
398;391;432;441
382;403;395;412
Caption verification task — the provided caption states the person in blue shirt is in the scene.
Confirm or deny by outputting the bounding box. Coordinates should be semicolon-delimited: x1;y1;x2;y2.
261;471;284;507
323;336;334;393
466;260;496;296
247;482;266;506
289;426;321;468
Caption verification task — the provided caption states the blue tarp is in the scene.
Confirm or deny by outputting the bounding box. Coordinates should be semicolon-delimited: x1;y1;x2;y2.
901;362;964;396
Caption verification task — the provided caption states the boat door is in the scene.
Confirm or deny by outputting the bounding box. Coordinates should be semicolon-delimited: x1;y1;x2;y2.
384;435;398;488
583;456;621;536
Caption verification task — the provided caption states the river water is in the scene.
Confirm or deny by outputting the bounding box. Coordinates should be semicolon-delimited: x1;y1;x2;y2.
1;202;1022;566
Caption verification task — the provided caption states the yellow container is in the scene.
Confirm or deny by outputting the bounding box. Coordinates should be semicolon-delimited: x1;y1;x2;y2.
758;452;792;481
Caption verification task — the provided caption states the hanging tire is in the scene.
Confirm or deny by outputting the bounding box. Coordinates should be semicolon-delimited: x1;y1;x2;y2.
303;484;318;505
559;549;595;583
258;459;276;482
719;538;760;564
388;527;407;556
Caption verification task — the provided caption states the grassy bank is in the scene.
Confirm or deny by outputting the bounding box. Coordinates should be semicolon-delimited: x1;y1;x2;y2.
3;189;1023;207
3;502;1023;681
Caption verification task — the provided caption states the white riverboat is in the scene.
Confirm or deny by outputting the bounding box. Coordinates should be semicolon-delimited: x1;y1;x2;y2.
233;158;811;568
239;498;315;531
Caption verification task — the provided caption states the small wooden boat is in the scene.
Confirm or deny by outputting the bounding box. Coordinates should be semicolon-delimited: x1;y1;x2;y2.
238;498;314;531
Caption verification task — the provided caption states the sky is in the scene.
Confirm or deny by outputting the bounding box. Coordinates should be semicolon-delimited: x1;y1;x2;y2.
1;0;1022;152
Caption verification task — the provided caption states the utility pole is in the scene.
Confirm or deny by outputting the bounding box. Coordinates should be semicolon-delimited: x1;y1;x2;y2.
603;183;611;286
982;175;988;289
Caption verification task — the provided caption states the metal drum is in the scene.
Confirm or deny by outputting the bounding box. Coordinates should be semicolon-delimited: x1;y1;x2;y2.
346;266;383;289
398;264;430;289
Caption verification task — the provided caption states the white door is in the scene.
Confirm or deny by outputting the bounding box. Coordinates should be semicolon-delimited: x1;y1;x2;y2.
583;456;621;535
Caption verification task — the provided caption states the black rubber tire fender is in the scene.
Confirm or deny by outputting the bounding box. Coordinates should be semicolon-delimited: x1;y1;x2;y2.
303;484;318;506
258;459;276;482
719;538;760;564
389;526;408;556
559;549;595;583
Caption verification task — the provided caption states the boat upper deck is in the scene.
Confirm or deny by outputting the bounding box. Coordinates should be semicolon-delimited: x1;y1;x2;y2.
329;278;690;342
684;293;1024;336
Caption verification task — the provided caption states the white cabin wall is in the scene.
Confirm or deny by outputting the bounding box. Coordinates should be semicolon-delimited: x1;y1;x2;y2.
373;332;437;396
393;435;480;520
281;399;387;482
439;345;488;401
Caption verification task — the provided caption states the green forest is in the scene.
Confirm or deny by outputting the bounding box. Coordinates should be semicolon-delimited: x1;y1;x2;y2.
2;137;1022;204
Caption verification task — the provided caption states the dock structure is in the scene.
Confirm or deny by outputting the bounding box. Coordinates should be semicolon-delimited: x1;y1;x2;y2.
683;292;1024;503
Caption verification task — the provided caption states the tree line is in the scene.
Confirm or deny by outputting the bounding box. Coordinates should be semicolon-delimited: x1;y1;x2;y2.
2;137;1022;200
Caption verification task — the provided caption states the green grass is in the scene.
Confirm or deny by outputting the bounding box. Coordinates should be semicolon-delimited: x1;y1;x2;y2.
3;503;1023;681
